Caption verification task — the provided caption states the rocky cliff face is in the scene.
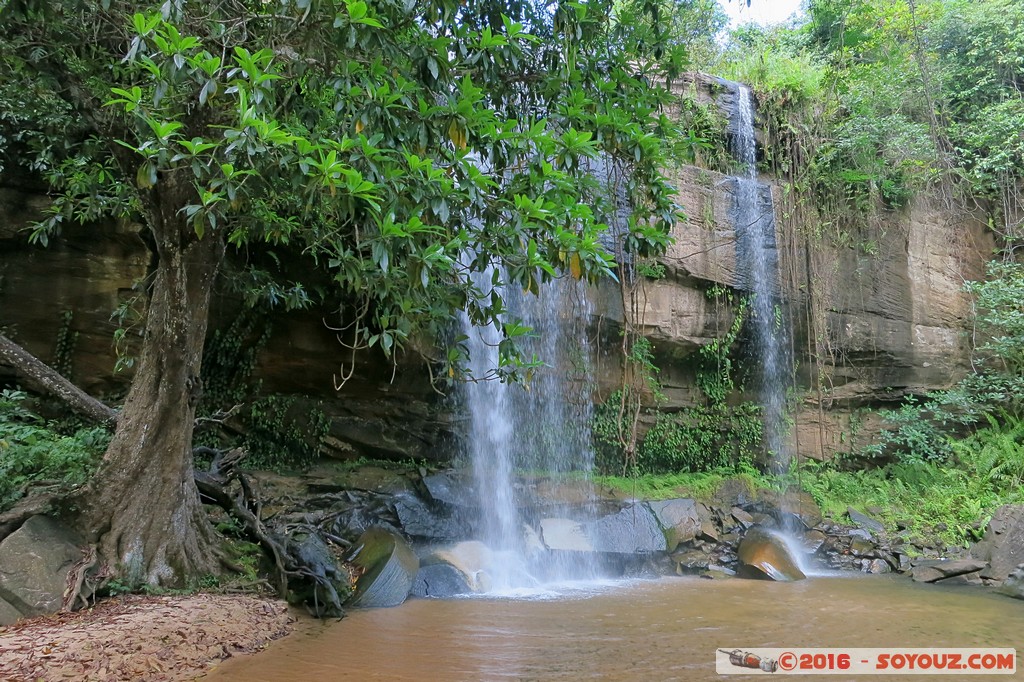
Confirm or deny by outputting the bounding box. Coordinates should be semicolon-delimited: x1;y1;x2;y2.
594;73;994;459
0;189;451;461
0;75;995;463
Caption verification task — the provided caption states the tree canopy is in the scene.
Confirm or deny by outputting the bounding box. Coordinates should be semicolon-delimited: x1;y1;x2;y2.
0;0;686;585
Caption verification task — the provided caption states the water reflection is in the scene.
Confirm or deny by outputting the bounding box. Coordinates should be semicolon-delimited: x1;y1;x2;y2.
204;576;1024;681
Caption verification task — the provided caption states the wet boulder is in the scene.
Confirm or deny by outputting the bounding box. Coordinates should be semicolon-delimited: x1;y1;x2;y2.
347;527;419;608
426;541;495;593
997;564;1024;601
410;563;472;599
393;493;475;541
421;472;472;507
0;515;84;624
539;518;593;552
584;503;666;554
737;526;806;582
970;505;1024;583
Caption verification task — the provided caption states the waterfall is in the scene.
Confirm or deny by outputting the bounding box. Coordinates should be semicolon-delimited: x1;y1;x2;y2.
728;83;792;472
458;266;598;589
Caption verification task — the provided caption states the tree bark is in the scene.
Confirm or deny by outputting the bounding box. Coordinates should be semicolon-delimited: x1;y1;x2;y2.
74;178;227;586
0;333;117;424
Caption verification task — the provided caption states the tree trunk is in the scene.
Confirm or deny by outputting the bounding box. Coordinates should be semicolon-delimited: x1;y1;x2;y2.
75;191;226;586
0;333;117;424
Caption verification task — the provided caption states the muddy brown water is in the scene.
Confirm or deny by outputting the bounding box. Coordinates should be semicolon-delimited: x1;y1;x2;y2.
205;575;1024;681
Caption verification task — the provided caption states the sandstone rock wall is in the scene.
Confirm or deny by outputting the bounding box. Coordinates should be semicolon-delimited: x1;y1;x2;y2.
592;74;994;459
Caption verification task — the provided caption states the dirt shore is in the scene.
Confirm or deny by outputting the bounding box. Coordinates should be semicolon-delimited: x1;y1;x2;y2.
0;594;293;681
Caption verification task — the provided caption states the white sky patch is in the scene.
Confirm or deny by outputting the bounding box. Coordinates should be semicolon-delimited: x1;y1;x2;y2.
719;0;805;28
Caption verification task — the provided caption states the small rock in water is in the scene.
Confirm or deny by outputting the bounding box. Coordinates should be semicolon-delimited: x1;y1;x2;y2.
672;548;710;574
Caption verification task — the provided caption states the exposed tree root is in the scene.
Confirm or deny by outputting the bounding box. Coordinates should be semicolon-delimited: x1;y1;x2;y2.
193;447;290;596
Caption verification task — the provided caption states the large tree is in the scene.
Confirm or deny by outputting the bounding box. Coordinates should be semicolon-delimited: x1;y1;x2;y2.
0;0;680;585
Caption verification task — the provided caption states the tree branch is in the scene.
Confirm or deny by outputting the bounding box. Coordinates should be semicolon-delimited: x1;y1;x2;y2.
0;333;117;424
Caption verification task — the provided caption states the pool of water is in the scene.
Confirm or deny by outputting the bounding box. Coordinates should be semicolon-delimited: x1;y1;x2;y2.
204;575;1023;681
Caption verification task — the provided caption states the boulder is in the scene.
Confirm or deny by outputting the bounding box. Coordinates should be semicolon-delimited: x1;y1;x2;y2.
850;537;875;556
540;518;593;552
0;515;83;620
731;507;755;529
0;595;23;627
997;565;1024;601
672;548;710;574
393;494;474;541
427;541;494;593
347;527;419;608
648;498;700;551
847;508;886;536
410;563;472;599
801;530;827;554
910;558;988;584
585;503;667;554
970;505;1024;583
737;526;806;582
421;472;472;507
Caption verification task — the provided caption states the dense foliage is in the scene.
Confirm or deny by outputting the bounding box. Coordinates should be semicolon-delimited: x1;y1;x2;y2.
0;0;696;584
0;390;110;512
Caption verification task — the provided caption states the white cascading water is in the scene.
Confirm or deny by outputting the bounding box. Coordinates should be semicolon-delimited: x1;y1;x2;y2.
729;84;790;472
727;83;818;576
459;265;600;592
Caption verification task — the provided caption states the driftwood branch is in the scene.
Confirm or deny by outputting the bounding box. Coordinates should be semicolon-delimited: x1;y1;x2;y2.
0;333;117;425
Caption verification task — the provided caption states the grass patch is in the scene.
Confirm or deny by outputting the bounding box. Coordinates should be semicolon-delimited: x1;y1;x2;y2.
594;464;777;502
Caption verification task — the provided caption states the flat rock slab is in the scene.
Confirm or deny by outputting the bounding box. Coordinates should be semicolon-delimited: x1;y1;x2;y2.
540;518;593;552
847;508;886;536
910;558;988;583
585;504;667;554
0;515;83;621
